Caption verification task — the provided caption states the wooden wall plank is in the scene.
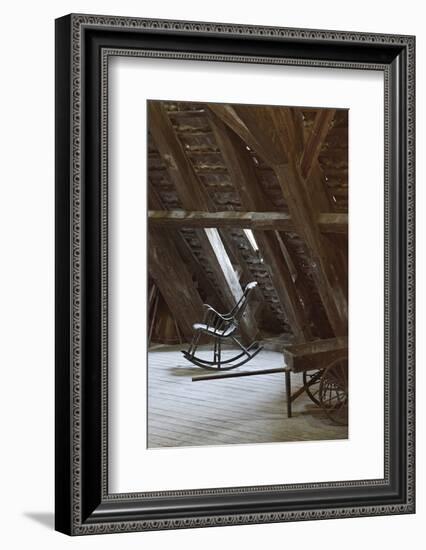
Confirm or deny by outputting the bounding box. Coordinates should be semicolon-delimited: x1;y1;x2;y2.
148;102;210;211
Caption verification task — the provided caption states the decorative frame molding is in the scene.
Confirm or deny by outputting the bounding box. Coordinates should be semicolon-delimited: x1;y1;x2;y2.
55;14;415;535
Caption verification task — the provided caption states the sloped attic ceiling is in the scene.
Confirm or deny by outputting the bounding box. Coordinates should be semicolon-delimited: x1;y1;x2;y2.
147;100;348;346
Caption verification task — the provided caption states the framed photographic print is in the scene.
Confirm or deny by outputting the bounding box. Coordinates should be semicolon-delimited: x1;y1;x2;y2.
55;14;415;535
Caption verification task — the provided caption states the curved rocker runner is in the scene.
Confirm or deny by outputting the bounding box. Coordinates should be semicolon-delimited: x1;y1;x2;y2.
182;281;263;370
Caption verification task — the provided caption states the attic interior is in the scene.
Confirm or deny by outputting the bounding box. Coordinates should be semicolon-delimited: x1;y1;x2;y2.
147;100;349;448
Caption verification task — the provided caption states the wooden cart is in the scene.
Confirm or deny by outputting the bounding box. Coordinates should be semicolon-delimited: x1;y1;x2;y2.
193;336;348;426
282;336;348;425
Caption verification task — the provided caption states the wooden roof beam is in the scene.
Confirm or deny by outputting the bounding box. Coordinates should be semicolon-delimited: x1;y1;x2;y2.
148;228;205;342
148;210;348;234
148;210;292;230
207;104;278;165
318;213;348;234
148;101;211;211
275;163;348;336
300;109;336;180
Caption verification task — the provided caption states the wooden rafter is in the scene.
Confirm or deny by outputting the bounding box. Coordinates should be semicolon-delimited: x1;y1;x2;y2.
300;109;336;180
148;228;205;341
293;110;348;310
294;109;334;212
276;162;347;336
208;103;280;164
148;179;165;210
317;213;348;234
291;110;348;318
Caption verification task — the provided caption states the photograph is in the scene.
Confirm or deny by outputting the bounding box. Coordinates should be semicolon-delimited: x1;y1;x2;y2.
147;99;349;448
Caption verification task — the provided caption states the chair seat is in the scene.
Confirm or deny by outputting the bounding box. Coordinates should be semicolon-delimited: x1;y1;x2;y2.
193;323;236;338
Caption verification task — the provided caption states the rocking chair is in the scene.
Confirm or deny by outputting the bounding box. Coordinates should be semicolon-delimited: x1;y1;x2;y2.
182;281;263;370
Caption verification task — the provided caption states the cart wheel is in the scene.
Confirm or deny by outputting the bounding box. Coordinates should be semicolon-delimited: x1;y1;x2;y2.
319;357;348;426
302;370;323;406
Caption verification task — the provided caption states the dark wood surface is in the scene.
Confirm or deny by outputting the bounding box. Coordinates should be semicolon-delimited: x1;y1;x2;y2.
148;209;348;233
283;336;348;373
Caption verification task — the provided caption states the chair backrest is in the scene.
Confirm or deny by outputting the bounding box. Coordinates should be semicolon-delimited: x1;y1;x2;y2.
230;281;258;324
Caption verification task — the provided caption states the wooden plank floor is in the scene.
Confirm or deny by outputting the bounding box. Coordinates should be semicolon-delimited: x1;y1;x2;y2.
148;345;348;448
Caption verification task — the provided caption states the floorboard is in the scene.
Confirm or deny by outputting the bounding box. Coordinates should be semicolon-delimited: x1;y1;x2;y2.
148;345;348;448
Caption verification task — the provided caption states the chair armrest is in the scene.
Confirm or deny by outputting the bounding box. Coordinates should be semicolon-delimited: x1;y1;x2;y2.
202;304;233;321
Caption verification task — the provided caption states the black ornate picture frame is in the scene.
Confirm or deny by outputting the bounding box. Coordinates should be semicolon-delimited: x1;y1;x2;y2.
55;13;415;535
